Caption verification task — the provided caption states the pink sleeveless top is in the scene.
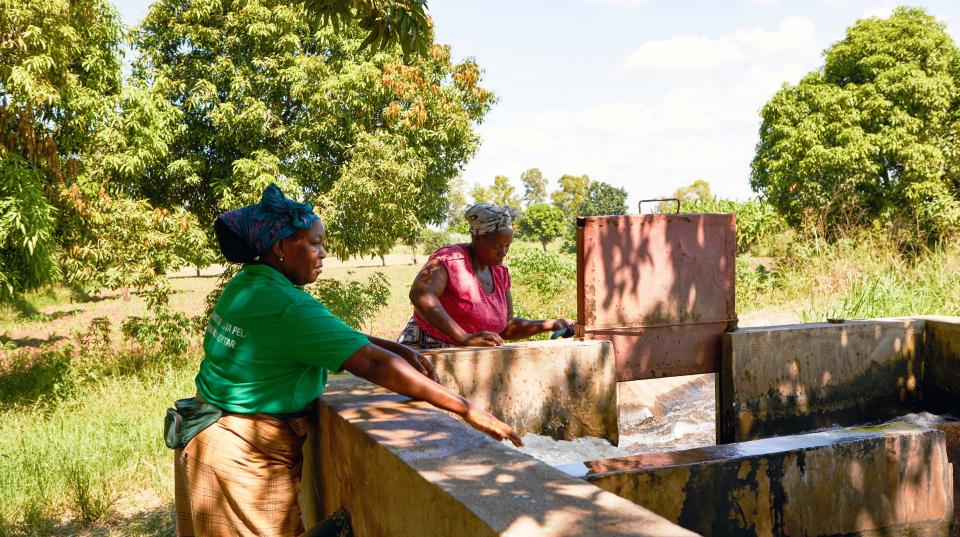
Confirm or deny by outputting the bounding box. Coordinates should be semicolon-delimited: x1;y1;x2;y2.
414;244;511;344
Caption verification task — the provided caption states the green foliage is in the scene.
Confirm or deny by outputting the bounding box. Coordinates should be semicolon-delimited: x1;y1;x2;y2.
322;132;423;259
61;194;216;295
751;7;960;244
798;247;960;322
0;0;125;298
469;173;523;208
308;272;390;329
65;459;116;524
132;1;494;259
488;175;521;207
444;177;468;231
507;247;577;327
673;179;712;203
551;174;590;221
470;183;492;205
304;0;431;56
0;157;58;299
507;249;577;299
420;227;450;254
121;283;197;357
577;181;628;216
517;203;565;251
681;196;786;254
520;168;547;207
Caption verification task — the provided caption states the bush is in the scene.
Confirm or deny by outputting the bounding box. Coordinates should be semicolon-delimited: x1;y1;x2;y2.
507;249;576;299
420;228;450;256
681;197;785;255
121;279;197;357
309;272;390;330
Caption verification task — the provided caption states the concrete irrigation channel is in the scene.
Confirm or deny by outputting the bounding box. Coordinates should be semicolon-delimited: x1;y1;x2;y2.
300;214;960;536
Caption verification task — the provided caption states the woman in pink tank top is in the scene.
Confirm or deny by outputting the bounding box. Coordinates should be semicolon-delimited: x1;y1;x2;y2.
397;204;572;348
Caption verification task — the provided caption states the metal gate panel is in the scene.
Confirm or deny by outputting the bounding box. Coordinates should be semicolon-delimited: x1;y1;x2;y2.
576;214;736;381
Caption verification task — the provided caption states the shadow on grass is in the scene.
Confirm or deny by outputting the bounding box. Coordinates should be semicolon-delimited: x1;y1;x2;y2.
0;350;72;408
0;334;68;349
169;274;221;280
48;503;175;537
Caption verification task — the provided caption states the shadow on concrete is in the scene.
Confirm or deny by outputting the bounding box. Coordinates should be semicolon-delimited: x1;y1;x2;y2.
307;376;690;536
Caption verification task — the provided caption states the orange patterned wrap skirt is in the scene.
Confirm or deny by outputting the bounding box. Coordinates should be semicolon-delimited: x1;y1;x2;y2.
174;413;310;537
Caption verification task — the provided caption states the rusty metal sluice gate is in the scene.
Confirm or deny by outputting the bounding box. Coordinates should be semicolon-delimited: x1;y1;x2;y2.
576;213;737;381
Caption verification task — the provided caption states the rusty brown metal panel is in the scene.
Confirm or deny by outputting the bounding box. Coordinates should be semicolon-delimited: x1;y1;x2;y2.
576;214;736;381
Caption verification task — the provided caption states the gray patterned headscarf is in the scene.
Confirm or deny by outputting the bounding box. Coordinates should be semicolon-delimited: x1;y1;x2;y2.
465;204;520;236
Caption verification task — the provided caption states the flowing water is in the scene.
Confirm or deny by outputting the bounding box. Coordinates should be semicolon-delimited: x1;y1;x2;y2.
511;372;959;468
512;376;717;467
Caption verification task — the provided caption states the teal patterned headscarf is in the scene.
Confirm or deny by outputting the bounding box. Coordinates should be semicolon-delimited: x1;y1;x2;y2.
214;184;320;263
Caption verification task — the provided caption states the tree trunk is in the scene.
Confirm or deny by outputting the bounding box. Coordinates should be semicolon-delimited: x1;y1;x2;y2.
541;239;548;252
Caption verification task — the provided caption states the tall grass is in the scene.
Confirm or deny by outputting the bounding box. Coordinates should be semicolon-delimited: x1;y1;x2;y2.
0;325;198;535
734;230;960;321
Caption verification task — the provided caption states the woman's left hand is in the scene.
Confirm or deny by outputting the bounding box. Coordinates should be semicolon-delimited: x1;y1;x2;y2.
400;348;440;383
552;318;574;331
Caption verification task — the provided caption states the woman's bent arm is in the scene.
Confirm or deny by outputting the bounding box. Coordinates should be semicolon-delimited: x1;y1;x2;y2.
409;258;501;346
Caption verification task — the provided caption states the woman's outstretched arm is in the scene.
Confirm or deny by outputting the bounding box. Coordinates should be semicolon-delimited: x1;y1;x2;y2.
341;343;522;446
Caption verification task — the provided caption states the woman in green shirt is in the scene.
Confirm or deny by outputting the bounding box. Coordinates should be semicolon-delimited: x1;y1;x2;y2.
173;184;520;537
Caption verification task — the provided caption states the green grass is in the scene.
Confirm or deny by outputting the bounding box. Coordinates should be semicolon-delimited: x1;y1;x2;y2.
0;343;197;535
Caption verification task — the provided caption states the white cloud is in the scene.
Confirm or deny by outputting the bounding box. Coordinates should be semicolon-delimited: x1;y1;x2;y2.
462;17;829;204
744;0;781;6
623;16;818;74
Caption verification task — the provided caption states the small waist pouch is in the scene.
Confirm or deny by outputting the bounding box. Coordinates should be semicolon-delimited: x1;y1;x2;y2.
164;397;223;449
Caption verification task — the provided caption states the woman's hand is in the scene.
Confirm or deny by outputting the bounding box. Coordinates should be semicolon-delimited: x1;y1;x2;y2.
459;331;503;347
399;348;439;383
463;404;523;447
551;318;574;331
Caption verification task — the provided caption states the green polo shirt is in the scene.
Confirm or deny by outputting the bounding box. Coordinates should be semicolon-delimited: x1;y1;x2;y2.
196;263;370;415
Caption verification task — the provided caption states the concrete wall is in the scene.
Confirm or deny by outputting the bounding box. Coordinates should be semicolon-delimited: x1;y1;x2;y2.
580;424;953;537
922;318;960;413
422;340;619;444
719;319;924;443
302;375;698;537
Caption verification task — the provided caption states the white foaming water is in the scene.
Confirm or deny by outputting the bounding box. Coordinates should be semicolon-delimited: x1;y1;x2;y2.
512;377;717;466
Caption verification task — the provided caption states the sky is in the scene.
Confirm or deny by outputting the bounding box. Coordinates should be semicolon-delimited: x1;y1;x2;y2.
113;0;960;209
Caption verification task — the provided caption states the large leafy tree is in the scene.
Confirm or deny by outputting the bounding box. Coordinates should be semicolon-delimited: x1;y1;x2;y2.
551;174;590;221
520;168;547;207
132;0;494;259
0;0;123;298
578;181;628;216
751;7;960;243
517;203;565;251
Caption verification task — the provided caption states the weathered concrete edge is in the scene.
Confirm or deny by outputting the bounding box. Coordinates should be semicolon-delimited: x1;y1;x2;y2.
303;375;698;537
583;424;953;537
